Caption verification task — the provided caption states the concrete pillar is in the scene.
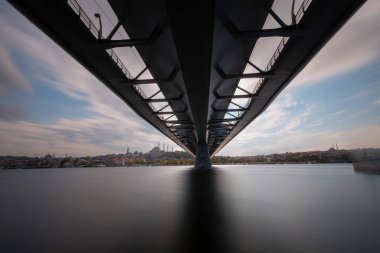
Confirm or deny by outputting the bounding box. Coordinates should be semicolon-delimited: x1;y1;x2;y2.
195;142;212;169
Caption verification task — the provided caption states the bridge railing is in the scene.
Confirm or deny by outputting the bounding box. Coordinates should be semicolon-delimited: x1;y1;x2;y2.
238;0;312;118
67;0;162;114
67;0;98;38
67;0;133;80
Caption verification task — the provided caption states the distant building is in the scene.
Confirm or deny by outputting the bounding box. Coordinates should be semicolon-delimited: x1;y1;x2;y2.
148;146;163;160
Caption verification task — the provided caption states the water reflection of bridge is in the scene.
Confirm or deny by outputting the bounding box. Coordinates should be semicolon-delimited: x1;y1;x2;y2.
7;0;366;168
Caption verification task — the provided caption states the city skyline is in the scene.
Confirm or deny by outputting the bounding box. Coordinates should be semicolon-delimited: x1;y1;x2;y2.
0;142;360;159
0;0;379;157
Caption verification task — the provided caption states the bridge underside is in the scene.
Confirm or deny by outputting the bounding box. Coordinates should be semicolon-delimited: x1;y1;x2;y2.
7;0;366;169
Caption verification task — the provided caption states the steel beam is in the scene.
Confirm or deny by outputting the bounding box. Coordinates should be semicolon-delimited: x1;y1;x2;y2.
246;60;264;73
169;125;194;130
209;118;241;123
165;0;215;144
226;21;303;38
207;125;235;130
216;66;275;80
153;109;187;115
106;19;122;40
143;95;182;103
214;91;260;100
266;5;287;28
211;107;248;113
164;120;193;125
96;27;161;49
121;69;178;85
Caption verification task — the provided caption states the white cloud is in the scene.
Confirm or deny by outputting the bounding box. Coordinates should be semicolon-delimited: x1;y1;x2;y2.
221;121;380;156
344;89;372;101
0;43;32;94
219;93;313;155
289;0;380;88
218;91;380;156
0;117;165;157
308;110;345;127
308;121;323;128
0;103;27;121
348;109;370;119
0;2;179;156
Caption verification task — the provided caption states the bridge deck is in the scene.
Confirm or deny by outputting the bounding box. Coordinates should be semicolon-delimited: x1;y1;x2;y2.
7;0;366;166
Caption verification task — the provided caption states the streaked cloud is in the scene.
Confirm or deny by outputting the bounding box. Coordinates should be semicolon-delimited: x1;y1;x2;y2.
348;109;371;119
0;1;379;157
309;110;345;128
0;103;27;121
0;2;179;156
290;0;380;88
0;117;164;157
0;43;31;94
220;89;380;156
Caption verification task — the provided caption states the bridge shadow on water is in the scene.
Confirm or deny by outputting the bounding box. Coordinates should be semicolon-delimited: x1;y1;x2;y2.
173;168;232;253
110;167;232;253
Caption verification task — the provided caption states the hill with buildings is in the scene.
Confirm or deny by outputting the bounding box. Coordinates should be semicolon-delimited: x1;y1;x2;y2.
1;146;379;169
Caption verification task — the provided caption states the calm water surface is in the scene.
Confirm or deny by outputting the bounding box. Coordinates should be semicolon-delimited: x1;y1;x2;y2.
0;164;379;253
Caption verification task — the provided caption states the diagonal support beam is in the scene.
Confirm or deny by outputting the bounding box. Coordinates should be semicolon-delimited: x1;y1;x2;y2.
211;106;249;113
218;94;258;99
236;86;252;96
226;111;239;118
216;66;275;80
207;123;236;130
143;94;183;103
265;6;287;28
96;27;161;49
163;114;175;121
153;108;187;115
132;66;149;80
171;129;194;134
207;126;234;130
155;104;170;113
246;59;264;73
208;133;227;137
226;21;304;39
147;89;161;100
209;118;241;123
214;90;260;100
106;19;123;40
169;125;194;130
231;101;247;110
164;120;193;125
121;68;178;85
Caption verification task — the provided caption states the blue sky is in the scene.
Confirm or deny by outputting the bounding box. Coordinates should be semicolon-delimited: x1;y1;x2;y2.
0;0;379;157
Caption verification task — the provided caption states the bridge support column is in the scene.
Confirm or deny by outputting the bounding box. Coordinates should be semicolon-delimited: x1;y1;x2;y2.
195;142;212;169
